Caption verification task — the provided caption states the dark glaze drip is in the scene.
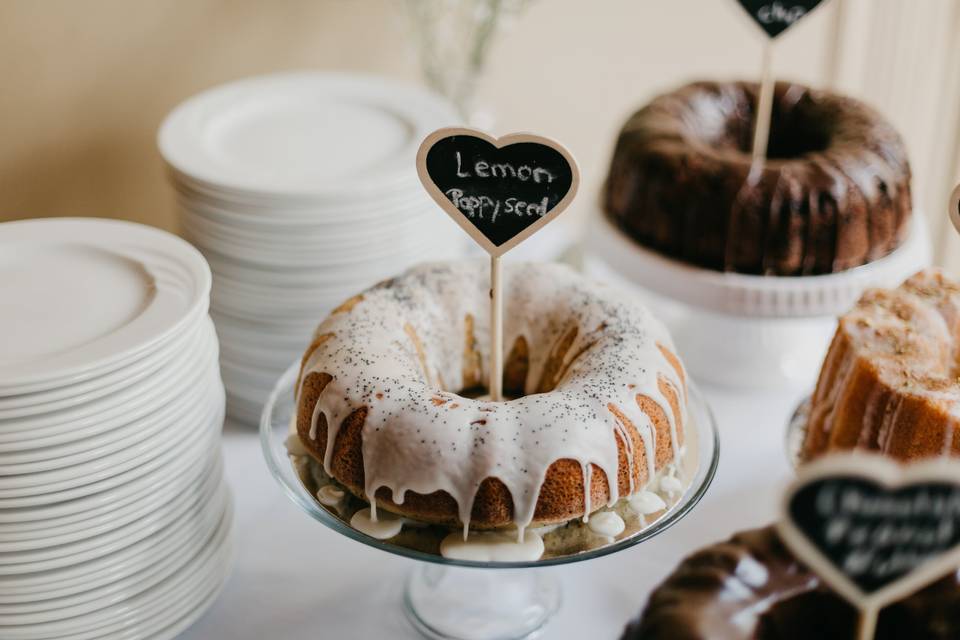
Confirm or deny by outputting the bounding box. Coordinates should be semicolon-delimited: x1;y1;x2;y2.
604;81;912;276
621;526;960;640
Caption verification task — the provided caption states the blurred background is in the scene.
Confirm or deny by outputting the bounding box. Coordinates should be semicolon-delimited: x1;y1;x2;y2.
2;0;958;267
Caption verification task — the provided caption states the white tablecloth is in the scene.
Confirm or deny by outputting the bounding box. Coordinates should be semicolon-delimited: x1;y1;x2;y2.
179;382;808;639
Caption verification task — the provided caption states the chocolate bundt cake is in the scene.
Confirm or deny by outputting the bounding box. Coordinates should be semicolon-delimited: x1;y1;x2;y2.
604;81;912;276
803;269;960;462
622;526;960;639
295;261;688;535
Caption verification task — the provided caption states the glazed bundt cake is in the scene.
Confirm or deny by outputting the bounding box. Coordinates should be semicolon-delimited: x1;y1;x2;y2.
294;261;688;535
803;270;960;462
621;526;960;639
604;80;912;276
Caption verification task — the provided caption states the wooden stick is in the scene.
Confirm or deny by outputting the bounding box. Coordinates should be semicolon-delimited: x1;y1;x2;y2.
857;605;878;640
750;39;775;180
489;254;503;401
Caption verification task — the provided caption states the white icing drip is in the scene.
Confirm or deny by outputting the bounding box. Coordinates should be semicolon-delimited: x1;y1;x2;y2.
350;507;402;539
440;529;544;562
297;261;687;534
587;511;625;538
316;485;345;507
628;491;667;515
582;461;592;523
612;417;636;496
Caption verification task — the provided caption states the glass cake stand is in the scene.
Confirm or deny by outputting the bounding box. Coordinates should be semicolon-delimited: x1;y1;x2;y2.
786;396;811;470
261;362;720;639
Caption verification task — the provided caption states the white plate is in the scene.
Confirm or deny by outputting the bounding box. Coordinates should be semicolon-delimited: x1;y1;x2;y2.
0;368;219;490
0;336;217;464
158;71;457;198
186;223;455;270
0;392;221;502
177;187;433;226
0;320;217;444
0;366;215;475
0;459;225;575
0;394;222;510
0;451;218;542
0;479;228;617
0;316;212;422
0;314;203;414
0;494;231;639
0;456;221;560
0;473;227;596
0;430;219;529
0;218;210;394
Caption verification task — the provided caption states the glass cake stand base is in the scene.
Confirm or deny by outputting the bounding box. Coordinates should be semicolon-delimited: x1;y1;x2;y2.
404;565;560;640
261;361;719;640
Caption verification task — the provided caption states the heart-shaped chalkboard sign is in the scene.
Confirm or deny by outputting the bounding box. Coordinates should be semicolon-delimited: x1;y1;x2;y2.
735;0;827;38
949;183;960;236
416;128;580;257
777;454;960;613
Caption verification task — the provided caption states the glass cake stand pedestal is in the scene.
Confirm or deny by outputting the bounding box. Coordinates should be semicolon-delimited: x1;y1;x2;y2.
261;364;719;640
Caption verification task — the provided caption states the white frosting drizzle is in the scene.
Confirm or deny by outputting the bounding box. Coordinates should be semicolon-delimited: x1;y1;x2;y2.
628;491;667;515
587;511;626;538
316;485;345;507
298;261;686;534
439;529;545;562
350;507;402;539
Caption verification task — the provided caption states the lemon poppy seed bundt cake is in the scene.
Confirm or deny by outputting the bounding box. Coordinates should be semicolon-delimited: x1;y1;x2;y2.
293;261;689;535
604;80;912;276
802;269;960;462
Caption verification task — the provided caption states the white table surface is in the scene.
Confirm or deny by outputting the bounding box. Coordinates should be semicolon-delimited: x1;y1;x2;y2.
179;382;809;639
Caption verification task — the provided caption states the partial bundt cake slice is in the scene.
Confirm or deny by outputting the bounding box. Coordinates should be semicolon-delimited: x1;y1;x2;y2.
803;269;960;461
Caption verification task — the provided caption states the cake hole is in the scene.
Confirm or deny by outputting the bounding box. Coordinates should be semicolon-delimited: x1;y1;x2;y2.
696;84;832;160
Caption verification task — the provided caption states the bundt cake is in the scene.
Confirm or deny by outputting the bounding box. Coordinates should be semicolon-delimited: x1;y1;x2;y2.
294;261;689;537
603;80;912;276
620;526;960;639
802;269;960;462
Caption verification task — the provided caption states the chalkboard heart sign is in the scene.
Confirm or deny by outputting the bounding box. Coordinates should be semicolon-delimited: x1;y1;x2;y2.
416;127;580;257
949;183;960;236
735;0;827;38
777;454;960;629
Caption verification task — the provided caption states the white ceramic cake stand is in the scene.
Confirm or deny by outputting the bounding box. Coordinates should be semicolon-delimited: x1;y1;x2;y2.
260;363;719;640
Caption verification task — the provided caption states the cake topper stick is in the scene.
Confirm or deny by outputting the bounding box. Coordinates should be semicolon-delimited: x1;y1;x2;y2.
733;1;830;177
949;182;960;236
776;454;960;640
749;41;775;177
416;127;580;401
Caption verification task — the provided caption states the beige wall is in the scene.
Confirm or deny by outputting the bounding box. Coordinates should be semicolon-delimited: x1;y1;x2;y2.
0;0;844;234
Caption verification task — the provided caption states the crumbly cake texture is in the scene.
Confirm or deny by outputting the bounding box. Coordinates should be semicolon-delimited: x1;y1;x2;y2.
604;80;912;276
295;261;687;535
621;526;960;640
803;269;960;461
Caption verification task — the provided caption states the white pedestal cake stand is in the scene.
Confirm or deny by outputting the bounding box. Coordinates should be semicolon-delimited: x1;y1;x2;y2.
260;363;719;640
585;211;932;391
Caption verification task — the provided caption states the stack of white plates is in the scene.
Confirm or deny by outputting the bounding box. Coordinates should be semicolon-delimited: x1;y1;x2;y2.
159;71;466;425
0;218;233;639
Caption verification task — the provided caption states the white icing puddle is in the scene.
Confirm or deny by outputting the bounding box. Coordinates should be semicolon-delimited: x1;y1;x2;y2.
587;511;625;538
440;530;544;562
350;508;403;540
316;485;345;507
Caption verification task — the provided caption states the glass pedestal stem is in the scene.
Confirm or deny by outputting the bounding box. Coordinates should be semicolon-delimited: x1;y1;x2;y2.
403;562;561;640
